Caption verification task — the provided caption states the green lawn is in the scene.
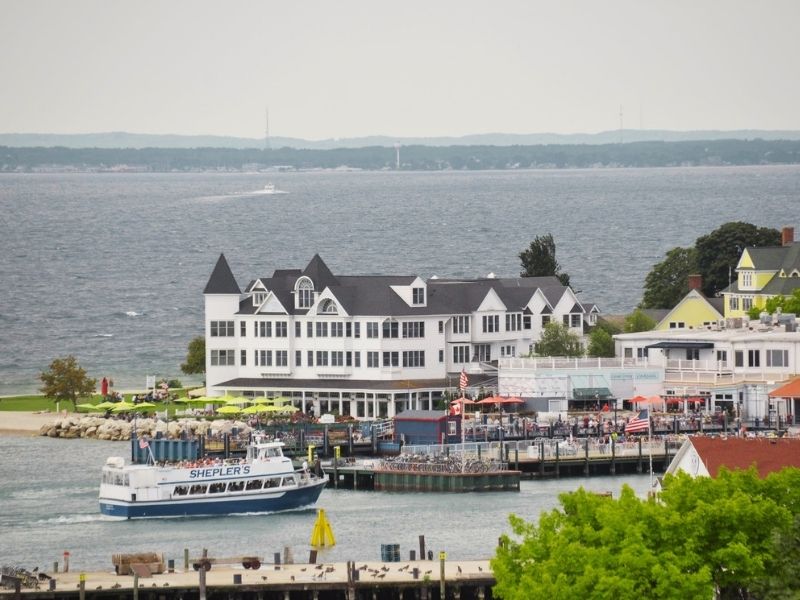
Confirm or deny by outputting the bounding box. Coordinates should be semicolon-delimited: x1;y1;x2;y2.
0;390;193;414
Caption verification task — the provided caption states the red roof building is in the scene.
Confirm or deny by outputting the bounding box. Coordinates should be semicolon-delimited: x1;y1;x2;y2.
666;436;800;478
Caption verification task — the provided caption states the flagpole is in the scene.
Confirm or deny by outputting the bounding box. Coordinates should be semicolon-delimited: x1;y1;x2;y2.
648;408;654;488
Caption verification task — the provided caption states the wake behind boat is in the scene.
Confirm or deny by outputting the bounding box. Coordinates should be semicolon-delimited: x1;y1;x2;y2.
99;435;326;519
240;183;288;196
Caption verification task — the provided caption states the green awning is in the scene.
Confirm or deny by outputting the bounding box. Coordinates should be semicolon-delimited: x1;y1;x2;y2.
572;387;614;401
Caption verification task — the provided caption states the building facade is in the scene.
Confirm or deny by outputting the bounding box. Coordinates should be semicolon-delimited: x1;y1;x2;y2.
204;254;595;419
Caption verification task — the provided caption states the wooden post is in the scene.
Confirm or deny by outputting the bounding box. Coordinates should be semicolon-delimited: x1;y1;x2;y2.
419;535;426;559
584;438;589;476
637;437;643;474
198;549;207;600
610;438;616;475
439;552;446;600
555;440;560;478
334;456;339;489
514;446;519;471
133;574;139;600
78;573;85;600
184;548;189;570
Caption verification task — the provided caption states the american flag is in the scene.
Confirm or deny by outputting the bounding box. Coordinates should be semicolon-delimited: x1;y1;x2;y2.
459;369;468;391
625;409;650;434
139;438;149;449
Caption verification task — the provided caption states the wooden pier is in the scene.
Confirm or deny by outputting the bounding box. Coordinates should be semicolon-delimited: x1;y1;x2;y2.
0;559;494;600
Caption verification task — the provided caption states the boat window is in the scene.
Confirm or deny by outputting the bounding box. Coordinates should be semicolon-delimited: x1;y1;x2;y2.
189;484;208;495
281;476;295;487
174;486;188;496
264;477;280;488
245;479;263;491
123;475;129;486
208;483;226;494
227;481;244;492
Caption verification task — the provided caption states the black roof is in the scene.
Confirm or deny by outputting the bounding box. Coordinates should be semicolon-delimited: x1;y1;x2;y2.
203;254;241;294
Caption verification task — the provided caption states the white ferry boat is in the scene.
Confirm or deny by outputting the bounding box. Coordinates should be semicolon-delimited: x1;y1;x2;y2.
99;436;327;519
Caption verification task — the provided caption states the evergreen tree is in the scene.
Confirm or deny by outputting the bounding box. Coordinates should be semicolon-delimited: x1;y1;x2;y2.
519;234;570;287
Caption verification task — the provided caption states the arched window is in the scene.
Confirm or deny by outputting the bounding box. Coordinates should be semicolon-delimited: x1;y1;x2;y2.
296;278;314;309
319;299;338;314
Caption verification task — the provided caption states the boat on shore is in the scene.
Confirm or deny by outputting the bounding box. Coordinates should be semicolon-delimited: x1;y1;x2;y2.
99;435;326;519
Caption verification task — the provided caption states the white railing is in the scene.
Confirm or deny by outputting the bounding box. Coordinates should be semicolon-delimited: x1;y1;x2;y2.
500;357;642;371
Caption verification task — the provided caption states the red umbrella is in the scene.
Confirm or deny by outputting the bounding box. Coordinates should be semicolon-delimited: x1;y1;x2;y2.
451;396;477;405
478;395;524;405
665;398;682;406
630;395;648;404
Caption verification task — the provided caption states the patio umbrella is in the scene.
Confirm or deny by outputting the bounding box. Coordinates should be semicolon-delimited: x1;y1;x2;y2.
94;401;118;410
76;403;100;411
265;404;298;413
242;404;269;414
132;402;157;410
216;405;241;415
224;396;251;405
630;395;649;404
252;397;273;404
665;398;682;406
111;401;137;413
451;396;477;405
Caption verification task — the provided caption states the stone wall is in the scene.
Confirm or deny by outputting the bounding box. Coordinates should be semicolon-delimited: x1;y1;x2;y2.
39;415;252;441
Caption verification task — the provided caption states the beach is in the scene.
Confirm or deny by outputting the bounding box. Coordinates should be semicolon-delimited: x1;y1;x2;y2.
0;411;63;436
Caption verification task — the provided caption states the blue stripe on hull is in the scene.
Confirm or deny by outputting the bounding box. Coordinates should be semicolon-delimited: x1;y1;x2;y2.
99;482;326;519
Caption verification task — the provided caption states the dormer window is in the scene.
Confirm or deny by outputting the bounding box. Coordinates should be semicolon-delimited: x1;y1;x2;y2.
296;278;313;309
253;292;266;306
412;287;425;305
741;271;752;288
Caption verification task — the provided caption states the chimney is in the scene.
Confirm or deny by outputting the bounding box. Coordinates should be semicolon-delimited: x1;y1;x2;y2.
688;274;703;291
782;226;794;247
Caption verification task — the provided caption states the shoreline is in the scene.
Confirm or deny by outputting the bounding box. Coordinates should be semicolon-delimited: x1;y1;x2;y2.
0;411;67;436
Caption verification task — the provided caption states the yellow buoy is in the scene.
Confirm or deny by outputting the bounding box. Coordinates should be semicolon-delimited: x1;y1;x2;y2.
310;508;336;547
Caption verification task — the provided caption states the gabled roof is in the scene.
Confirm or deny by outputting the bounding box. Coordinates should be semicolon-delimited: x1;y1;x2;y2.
204;254;241;294
655;288;724;329
769;377;800;398
303;254;339;289
688;436;800;478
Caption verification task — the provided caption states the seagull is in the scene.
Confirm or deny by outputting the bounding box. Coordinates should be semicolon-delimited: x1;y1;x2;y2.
163;583;169;587
478;566;483;572
300;567;307;572
290;575;295;581
95;586;102;590
315;564;324;570
377;573;386;579
111;583;121;589
261;576;268;581
457;565;462;574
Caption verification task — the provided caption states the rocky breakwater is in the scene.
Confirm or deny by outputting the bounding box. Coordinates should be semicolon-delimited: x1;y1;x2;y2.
39;415;252;441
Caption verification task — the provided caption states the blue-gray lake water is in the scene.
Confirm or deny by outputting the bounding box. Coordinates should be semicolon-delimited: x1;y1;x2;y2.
1;166;798;395
0;435;653;571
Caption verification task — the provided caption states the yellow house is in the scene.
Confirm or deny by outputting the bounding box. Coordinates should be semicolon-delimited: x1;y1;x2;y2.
655;288;724;331
723;227;800;318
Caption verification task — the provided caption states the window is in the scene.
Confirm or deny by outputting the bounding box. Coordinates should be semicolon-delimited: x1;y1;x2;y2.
295;322;301;337
766;349;788;367
366;322;379;338
686;348;700;360
624;348;633;358
316;351;328;367
636;348;648;359
439;349;444;363
501;345;516;357
402;321;425;338
331;351;344;367
346;322;352;337
346;351;352;367
297;278;313;308
382;320;399;338
523;315;531;330
307;322;314;337
256;321;272;337
742;297;753;311
253;292;266;306
563;315;569;326
571;314;581;328
367;351;379;368
331;322;343;337
742;271;752;288
211;349;235;366
295;350;302;367
542;315;551;326
240;321;246;337
412;287;425;304
382;351;399;367
319;299;338;314
748;349;760;367
275;322;287;337
316;322;328;337
354;322;361;338
729;296;739;311
473;344;491;362
506;314;522;331
439;321;444;333
734;351;744;367
307;350;314;367
211;321;234;337
716;350;727;363
275;350;288;367
453;345;470;363
255;350;272;367
240;349;246;366
402;350;425;367
482;315;499;333
453;316;470;334
354;352;361;367
448;421;456;436
669;322;686;329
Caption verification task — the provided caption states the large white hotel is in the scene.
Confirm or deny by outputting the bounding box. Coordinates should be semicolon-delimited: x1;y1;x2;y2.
204;254;597;420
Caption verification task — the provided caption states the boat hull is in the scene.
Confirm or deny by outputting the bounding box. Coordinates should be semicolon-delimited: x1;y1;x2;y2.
99;478;326;519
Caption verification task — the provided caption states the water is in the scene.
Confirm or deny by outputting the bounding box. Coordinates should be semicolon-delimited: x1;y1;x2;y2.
0;435;653;570
1;166;798;394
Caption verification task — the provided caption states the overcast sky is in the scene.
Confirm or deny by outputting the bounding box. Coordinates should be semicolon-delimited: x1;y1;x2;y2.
2;0;799;140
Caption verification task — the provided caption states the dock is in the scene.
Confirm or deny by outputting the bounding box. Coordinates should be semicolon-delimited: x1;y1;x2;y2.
0;559;495;599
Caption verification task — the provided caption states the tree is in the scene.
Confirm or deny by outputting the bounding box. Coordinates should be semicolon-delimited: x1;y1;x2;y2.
624;309;656;333
39;355;97;411
534;322;583;357
748;288;800;319
695;222;780;297
640;247;698;309
587;327;615;357
519;234;570;287
180;336;206;376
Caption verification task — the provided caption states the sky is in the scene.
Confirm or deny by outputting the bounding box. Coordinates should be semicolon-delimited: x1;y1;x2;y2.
2;0;799;140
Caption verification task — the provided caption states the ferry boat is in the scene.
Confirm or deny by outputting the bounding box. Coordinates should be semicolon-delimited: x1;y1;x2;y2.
99;436;327;519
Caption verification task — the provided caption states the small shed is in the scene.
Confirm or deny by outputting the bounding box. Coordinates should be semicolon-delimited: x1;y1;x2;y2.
394;410;461;445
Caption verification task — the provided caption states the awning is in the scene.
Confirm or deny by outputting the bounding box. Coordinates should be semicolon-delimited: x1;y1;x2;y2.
573;387;614;401
646;341;714;350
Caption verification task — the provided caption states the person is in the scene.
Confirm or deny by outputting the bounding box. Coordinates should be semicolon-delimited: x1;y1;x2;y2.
101;377;108;397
